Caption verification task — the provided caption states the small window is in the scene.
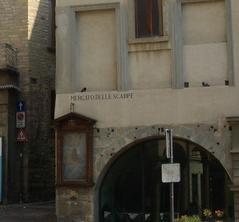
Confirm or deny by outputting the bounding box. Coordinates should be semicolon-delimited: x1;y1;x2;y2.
135;0;163;38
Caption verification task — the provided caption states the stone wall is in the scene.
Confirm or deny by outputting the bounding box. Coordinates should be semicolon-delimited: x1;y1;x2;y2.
26;0;55;202
56;122;232;221
0;90;9;201
0;0;55;202
0;0;28;87
235;192;239;221
93;124;232;180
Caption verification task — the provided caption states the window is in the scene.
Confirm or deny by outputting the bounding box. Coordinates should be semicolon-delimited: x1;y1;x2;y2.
135;0;163;38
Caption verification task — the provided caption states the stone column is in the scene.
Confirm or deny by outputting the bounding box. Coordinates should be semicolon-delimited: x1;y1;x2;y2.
169;0;184;89
227;117;239;222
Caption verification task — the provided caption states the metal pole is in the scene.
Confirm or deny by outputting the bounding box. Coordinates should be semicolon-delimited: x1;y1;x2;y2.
141;148;145;222
19;144;23;203
0;137;2;202
170;130;174;222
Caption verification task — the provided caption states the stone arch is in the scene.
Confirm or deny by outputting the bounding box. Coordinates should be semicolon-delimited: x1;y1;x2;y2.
93;125;231;183
94;128;232;222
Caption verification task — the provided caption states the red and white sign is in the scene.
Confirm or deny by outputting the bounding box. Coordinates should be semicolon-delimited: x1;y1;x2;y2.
16;129;27;142
16;112;26;128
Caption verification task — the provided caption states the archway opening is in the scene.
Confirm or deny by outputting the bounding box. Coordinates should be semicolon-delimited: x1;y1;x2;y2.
99;138;234;222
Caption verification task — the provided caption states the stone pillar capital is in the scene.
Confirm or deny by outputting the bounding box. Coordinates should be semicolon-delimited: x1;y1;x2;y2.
227;116;239;126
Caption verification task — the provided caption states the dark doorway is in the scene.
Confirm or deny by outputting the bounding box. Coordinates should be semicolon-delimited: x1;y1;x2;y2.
99;138;234;222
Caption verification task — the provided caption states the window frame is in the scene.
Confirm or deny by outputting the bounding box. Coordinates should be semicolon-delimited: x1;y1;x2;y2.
134;0;163;38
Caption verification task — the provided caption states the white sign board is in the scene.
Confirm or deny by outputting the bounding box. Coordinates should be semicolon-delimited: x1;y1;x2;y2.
162;163;181;183
165;129;172;158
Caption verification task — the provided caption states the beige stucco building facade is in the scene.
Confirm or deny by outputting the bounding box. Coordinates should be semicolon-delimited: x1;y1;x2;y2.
55;0;239;221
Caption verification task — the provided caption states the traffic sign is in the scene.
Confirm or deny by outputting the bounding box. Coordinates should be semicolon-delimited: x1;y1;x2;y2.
16;101;26;112
16;129;27;142
162;163;181;183
16;112;26;128
165;129;173;159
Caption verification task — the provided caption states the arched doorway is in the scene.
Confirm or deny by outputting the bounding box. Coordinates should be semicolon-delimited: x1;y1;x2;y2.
98;137;234;222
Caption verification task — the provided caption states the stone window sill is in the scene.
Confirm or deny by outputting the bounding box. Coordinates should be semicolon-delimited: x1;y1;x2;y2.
129;36;168;44
182;0;221;4
128;36;170;52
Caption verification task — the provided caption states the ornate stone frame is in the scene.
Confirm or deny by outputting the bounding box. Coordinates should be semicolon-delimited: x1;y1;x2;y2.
128;0;167;42
55;112;96;187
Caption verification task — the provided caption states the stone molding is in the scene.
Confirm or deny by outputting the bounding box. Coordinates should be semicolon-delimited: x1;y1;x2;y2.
227;116;239;125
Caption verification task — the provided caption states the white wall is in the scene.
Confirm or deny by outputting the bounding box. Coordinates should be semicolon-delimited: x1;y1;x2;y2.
183;43;227;86
55;0;239;127
182;0;227;87
129;50;171;89
56;86;239;128
75;9;117;91
182;1;226;45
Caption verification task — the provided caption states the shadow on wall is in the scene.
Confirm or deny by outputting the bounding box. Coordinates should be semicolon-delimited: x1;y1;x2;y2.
27;0;56;202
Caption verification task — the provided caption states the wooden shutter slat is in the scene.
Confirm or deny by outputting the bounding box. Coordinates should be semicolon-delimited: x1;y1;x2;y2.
135;0;161;38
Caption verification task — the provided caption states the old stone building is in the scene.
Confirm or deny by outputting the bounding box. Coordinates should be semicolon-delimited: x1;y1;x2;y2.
0;0;55;202
55;0;239;222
